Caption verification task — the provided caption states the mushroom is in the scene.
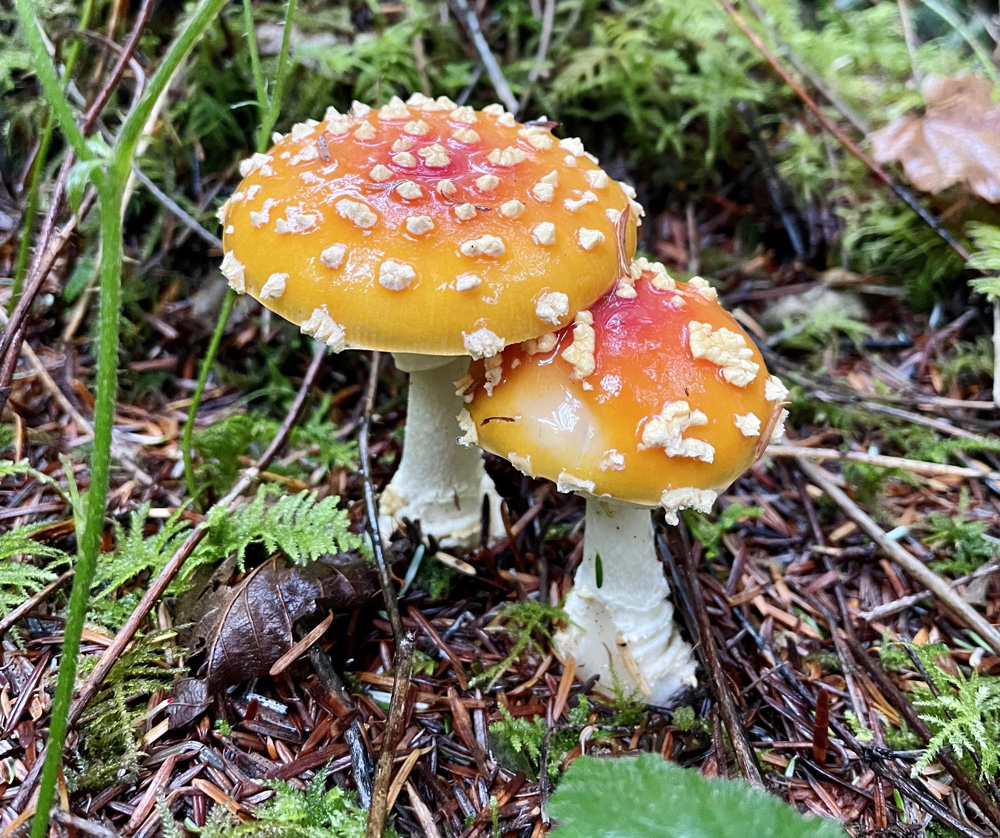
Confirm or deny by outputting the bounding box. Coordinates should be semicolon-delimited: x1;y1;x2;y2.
463;258;788;704
219;94;639;548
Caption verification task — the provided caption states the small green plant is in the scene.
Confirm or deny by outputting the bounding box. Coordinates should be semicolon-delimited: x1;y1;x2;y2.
548;754;846;837
490;701;591;780
920;492;996;575
772;307;872;354
70;632;181;789
685;502;764;560
414;555;458;600
882;641;1000;780
671;705;708;734
605;667;647;728
472;599;567;689
240;770;395;838
843;710;874;745
193;402;358;496
0;523;66;617
842;461;918;512
937;337;994;391
160;769;393;837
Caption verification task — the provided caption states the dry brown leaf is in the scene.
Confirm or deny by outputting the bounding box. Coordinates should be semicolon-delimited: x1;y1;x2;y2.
167;554;383;728
870;74;1000;203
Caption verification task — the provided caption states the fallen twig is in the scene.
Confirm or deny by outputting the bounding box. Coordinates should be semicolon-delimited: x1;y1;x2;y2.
366;632;415;838
449;0;519;114
859;561;1000;621
770;444;1000;482
661;526;766;788
359;351;405;645
796;457;1000;656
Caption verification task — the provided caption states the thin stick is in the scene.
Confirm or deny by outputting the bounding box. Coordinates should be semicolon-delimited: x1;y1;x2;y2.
993;299;1000;409
450;0;519;114
796;457;1000;656
0;570;73;637
667;530;765;788
79;0;155;127
366;632;415;838
769;444;1000;482
359;352;405;644
12;341;326;812
858;562;1000;621
519;0;556;113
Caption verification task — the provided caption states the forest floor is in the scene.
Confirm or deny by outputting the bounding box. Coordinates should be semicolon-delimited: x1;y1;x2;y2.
3;2;1000;837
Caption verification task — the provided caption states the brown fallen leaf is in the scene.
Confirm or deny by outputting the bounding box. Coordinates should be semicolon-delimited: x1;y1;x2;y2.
167;553;387;728
870;74;1000;203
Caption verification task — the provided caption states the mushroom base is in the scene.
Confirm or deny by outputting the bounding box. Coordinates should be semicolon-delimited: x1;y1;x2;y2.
555;496;697;706
379;355;504;549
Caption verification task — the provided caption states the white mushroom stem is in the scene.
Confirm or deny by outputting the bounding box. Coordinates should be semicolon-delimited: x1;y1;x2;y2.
555;496;696;706
379;354;504;548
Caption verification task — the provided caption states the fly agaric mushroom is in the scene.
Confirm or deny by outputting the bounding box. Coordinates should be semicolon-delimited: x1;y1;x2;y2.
219;94;639;547
462;258;788;703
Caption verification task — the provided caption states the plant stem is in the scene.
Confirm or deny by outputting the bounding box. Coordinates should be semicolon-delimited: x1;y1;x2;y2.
30;175;119;838
183;286;236;499
15;0;90;161
257;0;298;148
26;1;229;833
242;0;266;113
12;0;97;303
182;0;298;499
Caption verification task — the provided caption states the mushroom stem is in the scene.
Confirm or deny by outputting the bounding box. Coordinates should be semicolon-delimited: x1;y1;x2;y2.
555;496;696;706
379;354;504;548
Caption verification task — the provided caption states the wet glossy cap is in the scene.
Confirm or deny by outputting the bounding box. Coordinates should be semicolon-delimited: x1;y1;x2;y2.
462;259;789;521
219;95;640;357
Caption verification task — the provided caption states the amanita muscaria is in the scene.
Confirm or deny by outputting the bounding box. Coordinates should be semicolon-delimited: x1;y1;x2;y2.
462;258;788;704
218;94;639;547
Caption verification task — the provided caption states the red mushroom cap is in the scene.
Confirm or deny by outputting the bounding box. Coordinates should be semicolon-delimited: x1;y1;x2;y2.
219;95;640;357
463;259;788;519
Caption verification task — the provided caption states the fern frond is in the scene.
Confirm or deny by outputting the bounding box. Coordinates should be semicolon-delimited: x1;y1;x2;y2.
88;504;193;628
199;486;365;571
0;458;69;501
967;223;1000;300
889;642;1000;780
192;404;358;495
913;669;1000;779
71;632;182;790
0;525;68;617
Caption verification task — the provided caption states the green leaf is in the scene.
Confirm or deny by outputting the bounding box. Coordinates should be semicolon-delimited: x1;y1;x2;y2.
66;138;110;212
549;755;847;838
66;158;102;213
967;223;1000;301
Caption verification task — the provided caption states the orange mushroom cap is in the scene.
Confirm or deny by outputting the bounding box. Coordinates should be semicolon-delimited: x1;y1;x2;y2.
463;259;788;517
219;95;639;357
